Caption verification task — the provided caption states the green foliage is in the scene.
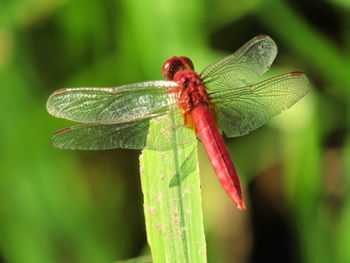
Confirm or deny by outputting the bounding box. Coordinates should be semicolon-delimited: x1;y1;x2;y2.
116;255;152;263
1;0;350;262
140;114;206;263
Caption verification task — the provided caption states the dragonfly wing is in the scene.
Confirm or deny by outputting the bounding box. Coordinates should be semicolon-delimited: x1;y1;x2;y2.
211;72;310;137
51;120;151;150
145;112;196;151
200;35;277;89
51;111;195;151
47;80;178;124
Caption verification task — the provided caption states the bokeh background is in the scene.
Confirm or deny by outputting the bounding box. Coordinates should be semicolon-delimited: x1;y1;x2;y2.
0;0;349;262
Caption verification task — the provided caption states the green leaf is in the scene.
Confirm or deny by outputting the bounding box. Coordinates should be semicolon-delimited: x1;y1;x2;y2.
140;113;207;263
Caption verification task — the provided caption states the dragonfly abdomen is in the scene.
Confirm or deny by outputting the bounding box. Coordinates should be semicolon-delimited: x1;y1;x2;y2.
191;104;245;210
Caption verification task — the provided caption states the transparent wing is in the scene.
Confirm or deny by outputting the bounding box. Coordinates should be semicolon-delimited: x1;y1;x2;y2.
51;112;195;151
51;120;150;150
210;72;310;137
145;112;196;151
46;80;178;124
200;35;277;89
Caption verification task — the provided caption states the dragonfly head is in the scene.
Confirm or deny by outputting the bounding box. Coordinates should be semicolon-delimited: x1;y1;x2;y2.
162;56;194;80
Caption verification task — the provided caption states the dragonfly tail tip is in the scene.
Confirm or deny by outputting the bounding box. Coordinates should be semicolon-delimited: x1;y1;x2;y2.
236;199;246;210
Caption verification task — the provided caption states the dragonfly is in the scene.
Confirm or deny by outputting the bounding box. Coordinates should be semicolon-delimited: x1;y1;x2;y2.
46;35;309;210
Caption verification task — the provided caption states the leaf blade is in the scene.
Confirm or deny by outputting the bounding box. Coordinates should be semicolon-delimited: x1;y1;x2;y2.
140;114;207;263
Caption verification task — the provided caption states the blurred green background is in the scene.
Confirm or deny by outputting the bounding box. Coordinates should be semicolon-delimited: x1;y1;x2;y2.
0;0;349;262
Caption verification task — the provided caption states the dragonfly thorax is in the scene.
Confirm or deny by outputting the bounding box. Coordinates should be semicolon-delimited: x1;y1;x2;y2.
172;69;211;114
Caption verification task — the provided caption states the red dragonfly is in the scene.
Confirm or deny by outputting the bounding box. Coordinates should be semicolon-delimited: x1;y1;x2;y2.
47;35;309;210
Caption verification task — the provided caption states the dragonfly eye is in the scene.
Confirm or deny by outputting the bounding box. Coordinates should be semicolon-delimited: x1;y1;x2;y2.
178;56;194;71
162;56;194;80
